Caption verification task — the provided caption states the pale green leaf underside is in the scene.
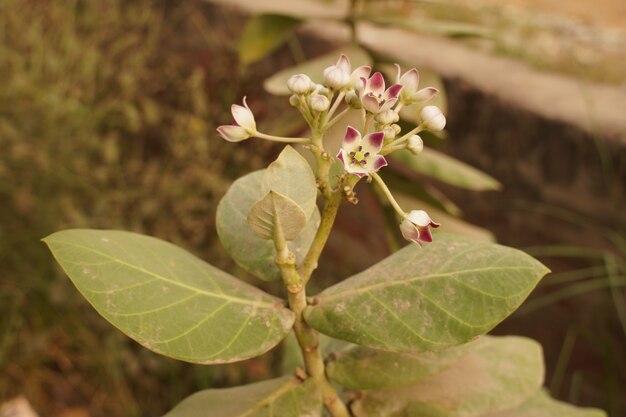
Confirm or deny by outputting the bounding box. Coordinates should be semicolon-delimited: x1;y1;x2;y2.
327;337;477;390
391;149;501;191
43;229;294;364
482;390;607;417
217;170;320;281
351;336;544;417
163;376;321;417
304;234;549;352
248;191;308;241
238;14;301;66
263;45;372;96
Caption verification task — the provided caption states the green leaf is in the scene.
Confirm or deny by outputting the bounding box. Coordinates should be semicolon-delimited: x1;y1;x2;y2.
238;14;302;66
43;229;294;364
264;45;372;95
351;336;544;417
482;390;607;417
304;234;549;352
163;376;322;417
217;170;320;281
264;145;317;219
391;149;502;191
327;338;477;390
248;191;308;240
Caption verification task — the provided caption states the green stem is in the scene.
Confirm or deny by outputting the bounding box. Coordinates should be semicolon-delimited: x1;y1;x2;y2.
385;124;422;148
255;131;310;143
272;199;349;417
327;91;345;120
371;172;406;217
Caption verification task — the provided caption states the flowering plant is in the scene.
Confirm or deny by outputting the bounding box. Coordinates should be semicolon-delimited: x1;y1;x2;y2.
44;55;606;417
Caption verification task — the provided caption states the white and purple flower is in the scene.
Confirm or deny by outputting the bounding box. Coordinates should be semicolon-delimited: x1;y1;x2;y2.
216;97;257;142
323;54;371;90
359;72;403;114
337;126;387;177
395;64;439;105
400;210;440;246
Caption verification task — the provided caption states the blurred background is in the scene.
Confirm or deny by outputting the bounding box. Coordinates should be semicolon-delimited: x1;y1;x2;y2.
0;0;624;416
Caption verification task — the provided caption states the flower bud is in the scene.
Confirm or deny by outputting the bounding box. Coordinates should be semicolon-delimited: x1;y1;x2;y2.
309;94;330;112
289;94;301;107
407;135;423;155
287;73;313;94
383;125;396;140
375;110;399;126
400;210;440;246
323;65;350;89
392;124;402;135
314;84;330;96
420;105;446;132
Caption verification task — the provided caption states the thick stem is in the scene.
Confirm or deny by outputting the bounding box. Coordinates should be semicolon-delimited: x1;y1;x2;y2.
298;191;342;283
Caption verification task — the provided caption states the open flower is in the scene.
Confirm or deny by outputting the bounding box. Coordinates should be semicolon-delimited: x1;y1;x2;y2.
216;97;257;142
337;126;387;177
400;210;440;246
395;64;438;105
323;54;371;90
359;72;403;114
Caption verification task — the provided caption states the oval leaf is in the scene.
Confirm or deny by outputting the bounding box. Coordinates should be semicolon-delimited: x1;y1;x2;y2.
482;390;607;417
351;336;544;417
304;234;549;352
263;145;317;219
327;338;476;390
238;14;301;66
43;229;294;364
264;45;372;96
164;376;321;417
391;149;502;191
248;190;308;240
217;170;320;281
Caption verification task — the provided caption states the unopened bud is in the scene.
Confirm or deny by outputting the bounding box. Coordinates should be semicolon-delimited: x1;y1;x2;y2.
383;125;396;140
345;90;362;109
420;105;446;132
392;124;402;135
323;65;350;89
314;84;330;96
289;94;301;107
287;74;314;94
309;94;330;112
407;134;424;155
375;110;399;125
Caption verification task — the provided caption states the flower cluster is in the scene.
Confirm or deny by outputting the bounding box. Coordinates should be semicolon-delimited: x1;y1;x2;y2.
216;53;447;246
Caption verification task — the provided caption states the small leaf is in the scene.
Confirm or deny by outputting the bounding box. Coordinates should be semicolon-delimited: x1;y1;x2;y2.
351;336;544;417
327;339;477;390
482;390;607;417
248;191;308;240
43;230;294;364
304;234;549;352
238;14;301;66
263;145;317;219
391;149;502;191
163;376;322;417
217;170;320;281
264;45;371;95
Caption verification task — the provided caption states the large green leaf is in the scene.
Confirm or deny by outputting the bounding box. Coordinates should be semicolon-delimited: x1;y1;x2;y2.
351;336;544;417
238;14;302;66
482;390;607;417
248;191;308;241
327;338;476;390
303;234;549;352
391;149;501;191
217;147;319;281
43;229;294;364
264;45;371;96
163;376;321;417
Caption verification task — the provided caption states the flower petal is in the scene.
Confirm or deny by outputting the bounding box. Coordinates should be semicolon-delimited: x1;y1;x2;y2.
418;227;433;243
372;155;388;171
368;72;385;96
217;125;250;142
414;87;438;102
343;126;361;151
337;149;350;170
362;132;385;153
231;98;255;131
384;83;403;101
400;68;420;91
361;93;381;113
351;65;372;83
379;97;398;113
407;210;433;227
336;54;351;74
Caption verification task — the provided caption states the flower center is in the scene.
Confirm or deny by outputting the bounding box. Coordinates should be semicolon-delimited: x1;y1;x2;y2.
349;146;370;166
